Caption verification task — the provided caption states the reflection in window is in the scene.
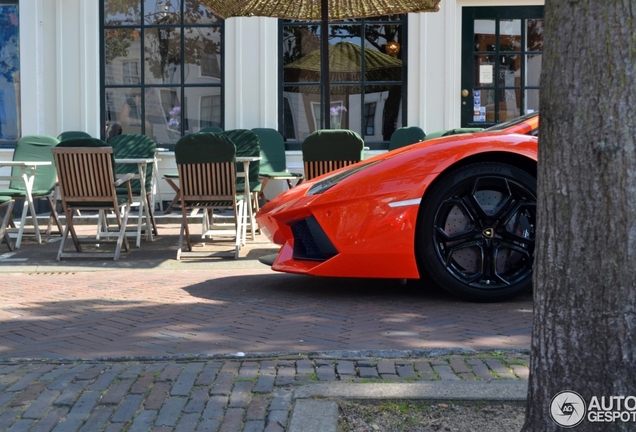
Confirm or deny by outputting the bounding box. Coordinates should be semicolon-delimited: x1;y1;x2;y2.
0;1;20;143
281;15;406;145
102;0;223;145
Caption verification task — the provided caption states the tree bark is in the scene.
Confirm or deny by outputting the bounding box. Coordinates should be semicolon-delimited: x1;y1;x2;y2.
523;0;636;431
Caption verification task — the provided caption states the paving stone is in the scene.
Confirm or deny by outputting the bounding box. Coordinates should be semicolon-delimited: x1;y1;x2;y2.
201;395;228;420
267;410;289;428
6;365;55;392
295;360;314;375
0;392;16;411
335;361;355;376
184;388;209;414
246;394;269;421
131;373;156;394
259;361;277;376
449;356;470;374
88;365;127;391
358;367;379;378
316;365;336;381
484;359;516;380
396;365;417;379
78;406;115;432
54;382;89;406
377;360;395;375
220;362;240;374
111;394;144;423
172;369;198;396
196;419;221;432
75;364;108;381
47;364;91;390
175;412;200;432
244;420;265;432
356;360;376;368
159;364;184;382
253;375;275;394
263;422;285;432
238;362;259;379
7;418;34;432
10;381;48;407
29;407;69;432
510;364;529;380
127;410;157;432
118;364;146;380
100;379;134;405
467;359;494;381
52;391;101;432
23;389;61;419
432;365;459;381
458;372;476;380
183;363;205;374
209;373;234;396
229;380;253;408
268;391;292;411
195;362;222;386
218;407;245;432
0;407;23;431
156;396;187;427
144;381;172;410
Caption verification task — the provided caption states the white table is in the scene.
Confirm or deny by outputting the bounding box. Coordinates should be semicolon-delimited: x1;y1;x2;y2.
114;157;156;247
0;161;52;248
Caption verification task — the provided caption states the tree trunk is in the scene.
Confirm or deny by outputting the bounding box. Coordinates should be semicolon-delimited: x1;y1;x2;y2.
522;0;636;431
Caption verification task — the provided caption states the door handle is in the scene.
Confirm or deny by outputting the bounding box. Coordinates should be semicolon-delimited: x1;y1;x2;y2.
461;89;469;97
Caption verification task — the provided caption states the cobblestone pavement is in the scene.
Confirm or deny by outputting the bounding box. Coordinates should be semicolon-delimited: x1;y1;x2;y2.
0;353;529;432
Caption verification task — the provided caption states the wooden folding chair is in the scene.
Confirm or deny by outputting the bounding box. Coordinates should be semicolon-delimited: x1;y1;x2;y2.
175;133;246;260
301;129;365;181
52;144;134;261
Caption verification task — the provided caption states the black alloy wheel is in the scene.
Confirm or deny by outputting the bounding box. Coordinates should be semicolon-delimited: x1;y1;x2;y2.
418;162;537;301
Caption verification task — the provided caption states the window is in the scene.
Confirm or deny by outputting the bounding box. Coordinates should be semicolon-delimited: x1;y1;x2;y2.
0;1;20;146
102;0;224;147
281;15;407;148
364;102;376;136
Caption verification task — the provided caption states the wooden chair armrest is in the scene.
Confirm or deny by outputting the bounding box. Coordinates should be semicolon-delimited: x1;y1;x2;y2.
114;172;135;187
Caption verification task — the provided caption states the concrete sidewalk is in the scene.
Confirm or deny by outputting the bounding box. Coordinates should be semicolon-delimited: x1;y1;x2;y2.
0;219;532;431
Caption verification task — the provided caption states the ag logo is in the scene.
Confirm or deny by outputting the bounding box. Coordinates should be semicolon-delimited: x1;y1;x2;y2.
550;391;586;427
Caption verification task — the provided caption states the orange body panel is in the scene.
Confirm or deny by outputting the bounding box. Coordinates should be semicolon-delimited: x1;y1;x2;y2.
256;122;539;280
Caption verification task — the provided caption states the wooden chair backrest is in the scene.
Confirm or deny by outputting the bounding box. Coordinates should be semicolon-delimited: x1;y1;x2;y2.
303;160;359;181
178;161;237;207
52;147;117;207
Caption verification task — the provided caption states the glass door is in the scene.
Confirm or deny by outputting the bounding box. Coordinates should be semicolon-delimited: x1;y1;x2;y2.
461;6;543;128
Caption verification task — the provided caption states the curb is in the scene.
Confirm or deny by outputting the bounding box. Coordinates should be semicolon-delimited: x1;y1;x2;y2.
289;381;528;432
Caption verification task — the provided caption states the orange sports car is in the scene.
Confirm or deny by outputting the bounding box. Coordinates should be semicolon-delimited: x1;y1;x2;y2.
256;113;539;302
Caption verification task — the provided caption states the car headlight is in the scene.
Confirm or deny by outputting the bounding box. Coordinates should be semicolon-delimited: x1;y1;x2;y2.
306;161;380;195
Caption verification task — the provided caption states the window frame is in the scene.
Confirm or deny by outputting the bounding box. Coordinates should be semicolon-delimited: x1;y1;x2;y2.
0;0;20;148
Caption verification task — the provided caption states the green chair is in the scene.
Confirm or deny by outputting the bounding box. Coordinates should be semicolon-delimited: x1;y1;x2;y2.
301;129;365;181
0;135;62;248
52;139;134;260
108;134;158;246
388;126;426;151
221;129;262;215
252;128;304;201
174;133;245;260
424;127;484;140
200;126;224;133
0;196;15;250
57;131;92;141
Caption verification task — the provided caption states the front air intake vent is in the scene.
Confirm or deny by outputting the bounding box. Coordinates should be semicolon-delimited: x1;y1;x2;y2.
289;216;338;261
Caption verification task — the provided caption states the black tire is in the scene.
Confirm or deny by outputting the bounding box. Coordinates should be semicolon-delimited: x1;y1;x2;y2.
417;162;537;302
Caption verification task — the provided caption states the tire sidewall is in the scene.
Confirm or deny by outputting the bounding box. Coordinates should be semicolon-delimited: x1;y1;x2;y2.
417;162;537;302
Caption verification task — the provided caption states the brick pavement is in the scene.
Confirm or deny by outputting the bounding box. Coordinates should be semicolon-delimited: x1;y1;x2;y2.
0;354;530;431
0;221;534;431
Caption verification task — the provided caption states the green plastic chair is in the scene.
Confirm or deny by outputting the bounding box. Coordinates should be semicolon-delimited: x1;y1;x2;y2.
424;127;484;140
57;131;92;141
0;196;15;250
199;126;224;133
108;134;158;245
388;126;426;151
0;135;62;248
174;133;244;259
221;129;262;211
252;128;304;197
301;129;365;181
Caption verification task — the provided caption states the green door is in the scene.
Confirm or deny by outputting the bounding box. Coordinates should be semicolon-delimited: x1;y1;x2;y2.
461;6;544;128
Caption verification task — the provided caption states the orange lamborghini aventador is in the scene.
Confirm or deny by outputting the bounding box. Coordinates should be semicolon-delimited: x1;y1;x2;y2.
256;112;539;302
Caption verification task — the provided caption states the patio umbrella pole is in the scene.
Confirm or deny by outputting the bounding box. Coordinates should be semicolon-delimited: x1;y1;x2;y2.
321;0;331;129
